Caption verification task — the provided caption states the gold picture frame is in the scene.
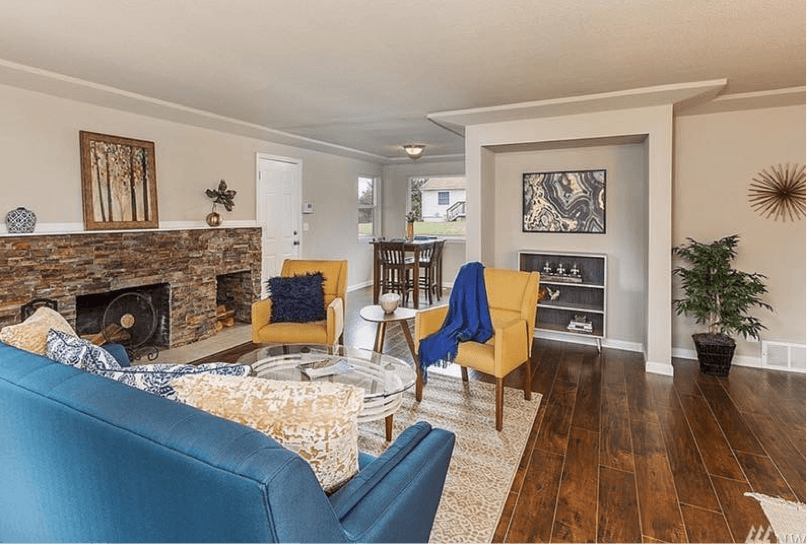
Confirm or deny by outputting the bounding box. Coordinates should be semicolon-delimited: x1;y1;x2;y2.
79;131;159;230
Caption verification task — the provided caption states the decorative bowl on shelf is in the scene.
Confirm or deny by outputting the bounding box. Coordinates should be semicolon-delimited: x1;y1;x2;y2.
379;293;401;313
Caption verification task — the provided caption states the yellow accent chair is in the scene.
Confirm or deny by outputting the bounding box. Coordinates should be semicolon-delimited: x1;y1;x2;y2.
414;268;540;430
251;259;347;345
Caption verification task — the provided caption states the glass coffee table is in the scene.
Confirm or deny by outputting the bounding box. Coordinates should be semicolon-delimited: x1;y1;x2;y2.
237;344;417;441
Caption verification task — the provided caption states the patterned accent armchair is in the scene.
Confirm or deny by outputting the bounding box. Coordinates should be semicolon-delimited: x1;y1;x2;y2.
414;268;540;430
252;259;347;345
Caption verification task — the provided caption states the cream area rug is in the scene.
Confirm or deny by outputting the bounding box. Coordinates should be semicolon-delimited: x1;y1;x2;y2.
745;493;806;543
357;370;541;543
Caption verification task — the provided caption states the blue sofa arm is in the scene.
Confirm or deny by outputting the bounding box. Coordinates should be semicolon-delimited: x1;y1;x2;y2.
329;421;455;543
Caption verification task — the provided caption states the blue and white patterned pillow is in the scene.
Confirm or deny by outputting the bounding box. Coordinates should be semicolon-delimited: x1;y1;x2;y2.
46;329;123;371
95;363;252;399
45;328;251;399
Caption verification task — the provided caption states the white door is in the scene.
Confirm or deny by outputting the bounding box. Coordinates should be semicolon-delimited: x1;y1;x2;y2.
256;154;302;295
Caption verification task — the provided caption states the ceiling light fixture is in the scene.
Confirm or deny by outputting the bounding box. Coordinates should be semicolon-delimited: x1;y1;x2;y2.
403;144;425;160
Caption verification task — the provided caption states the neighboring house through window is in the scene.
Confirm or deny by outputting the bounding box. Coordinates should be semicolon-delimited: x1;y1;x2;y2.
358;175;377;237
408;175;466;238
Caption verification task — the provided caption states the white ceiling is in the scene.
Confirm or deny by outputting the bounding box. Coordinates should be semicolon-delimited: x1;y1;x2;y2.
0;0;803;161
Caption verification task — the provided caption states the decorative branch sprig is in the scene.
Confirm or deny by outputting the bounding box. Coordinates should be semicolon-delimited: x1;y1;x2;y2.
205;180;237;212
748;163;806;221
405;211;418;224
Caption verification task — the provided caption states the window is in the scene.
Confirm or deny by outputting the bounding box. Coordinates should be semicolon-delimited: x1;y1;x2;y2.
358;175;377;237
408;175;466;238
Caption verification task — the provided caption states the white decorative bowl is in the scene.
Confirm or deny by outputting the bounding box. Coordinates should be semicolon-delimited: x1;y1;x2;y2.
379;293;401;313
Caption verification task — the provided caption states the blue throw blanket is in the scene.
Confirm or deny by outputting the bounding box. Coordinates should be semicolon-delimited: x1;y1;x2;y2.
418;261;493;382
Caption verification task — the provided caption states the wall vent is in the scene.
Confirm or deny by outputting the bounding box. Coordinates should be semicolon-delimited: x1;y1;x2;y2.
761;341;806;373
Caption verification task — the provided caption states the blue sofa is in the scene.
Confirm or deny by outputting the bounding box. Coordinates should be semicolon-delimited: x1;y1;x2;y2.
0;342;455;542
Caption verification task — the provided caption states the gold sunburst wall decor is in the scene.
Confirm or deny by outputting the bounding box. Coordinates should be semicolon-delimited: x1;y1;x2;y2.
748;163;806;221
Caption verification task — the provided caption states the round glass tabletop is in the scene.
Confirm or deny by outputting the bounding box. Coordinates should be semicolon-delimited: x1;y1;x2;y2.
237;343;416;399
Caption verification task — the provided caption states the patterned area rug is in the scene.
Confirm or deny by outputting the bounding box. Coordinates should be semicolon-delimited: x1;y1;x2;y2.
745;493;806;543
358;370;541;543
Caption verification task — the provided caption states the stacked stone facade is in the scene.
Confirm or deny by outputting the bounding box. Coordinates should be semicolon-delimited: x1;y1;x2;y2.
0;227;261;348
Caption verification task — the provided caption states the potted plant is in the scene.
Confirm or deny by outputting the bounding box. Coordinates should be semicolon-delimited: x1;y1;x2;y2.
672;234;772;376
405;211;418;241
205;180;236;227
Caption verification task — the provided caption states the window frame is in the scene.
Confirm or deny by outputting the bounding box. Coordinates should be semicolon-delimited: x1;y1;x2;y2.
357;175;379;239
407;175;467;240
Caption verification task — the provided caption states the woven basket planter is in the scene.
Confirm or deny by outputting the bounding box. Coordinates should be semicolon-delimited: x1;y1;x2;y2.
692;333;736;377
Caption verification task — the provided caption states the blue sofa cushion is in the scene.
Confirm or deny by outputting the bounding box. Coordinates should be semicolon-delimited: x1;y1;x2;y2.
46;329;122;371
267;272;326;322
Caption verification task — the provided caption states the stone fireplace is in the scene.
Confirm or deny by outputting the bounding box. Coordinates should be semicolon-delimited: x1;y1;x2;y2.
0;227;261;349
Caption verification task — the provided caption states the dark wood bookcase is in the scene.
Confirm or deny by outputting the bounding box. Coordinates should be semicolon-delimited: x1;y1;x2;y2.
519;251;607;351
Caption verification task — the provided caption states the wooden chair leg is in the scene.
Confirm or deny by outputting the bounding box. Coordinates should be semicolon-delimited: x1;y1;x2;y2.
460;366;469;382
495;377;504;431
523;357;532;401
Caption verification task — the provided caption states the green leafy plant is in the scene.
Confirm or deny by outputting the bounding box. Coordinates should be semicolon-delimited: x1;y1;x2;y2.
405;211;418;224
205;180;237;211
672;234;772;340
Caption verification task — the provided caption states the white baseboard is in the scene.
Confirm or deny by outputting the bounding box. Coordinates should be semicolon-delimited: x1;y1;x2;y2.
645;361;674;376
671;347;763;369
534;329;644;353
348;280;373;292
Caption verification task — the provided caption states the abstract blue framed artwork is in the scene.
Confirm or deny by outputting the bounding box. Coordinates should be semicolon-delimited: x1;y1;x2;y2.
522;170;606;233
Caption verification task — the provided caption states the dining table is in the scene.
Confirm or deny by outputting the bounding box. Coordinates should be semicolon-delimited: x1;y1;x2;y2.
370;238;443;309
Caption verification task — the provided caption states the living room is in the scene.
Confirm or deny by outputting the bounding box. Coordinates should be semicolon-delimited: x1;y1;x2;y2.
0;2;805;543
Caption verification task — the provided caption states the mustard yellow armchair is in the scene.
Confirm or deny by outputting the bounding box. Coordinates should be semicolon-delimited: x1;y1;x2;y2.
414;268;540;430
251;259;347;345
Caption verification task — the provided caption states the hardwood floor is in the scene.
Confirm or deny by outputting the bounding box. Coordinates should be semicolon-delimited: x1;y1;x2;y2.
198;286;806;543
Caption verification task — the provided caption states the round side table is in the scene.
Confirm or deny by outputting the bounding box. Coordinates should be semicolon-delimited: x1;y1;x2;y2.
359;304;423;402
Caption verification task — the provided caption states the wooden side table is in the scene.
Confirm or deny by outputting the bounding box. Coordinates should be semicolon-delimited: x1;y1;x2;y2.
359;305;424;405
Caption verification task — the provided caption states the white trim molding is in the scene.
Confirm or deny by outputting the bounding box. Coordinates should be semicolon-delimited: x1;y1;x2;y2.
672;347;763;369
348;280;373;292
0;220;259;236
534;330;644;354
645;361;674;376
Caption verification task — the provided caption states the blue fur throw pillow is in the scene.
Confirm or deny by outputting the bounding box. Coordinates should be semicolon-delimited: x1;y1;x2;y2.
267;272;326;323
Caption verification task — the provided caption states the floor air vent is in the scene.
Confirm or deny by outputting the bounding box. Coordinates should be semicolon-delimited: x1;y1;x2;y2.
761;341;806;373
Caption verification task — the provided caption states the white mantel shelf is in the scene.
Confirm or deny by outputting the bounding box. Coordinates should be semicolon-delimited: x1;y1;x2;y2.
0;220;259;237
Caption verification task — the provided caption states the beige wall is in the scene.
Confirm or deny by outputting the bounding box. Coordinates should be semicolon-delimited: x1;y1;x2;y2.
493;143;648;347
673;104;806;359
0;83;381;288
381;159;467;283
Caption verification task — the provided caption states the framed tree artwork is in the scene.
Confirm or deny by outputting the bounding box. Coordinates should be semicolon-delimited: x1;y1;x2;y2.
79;131;159;230
522;169;605;233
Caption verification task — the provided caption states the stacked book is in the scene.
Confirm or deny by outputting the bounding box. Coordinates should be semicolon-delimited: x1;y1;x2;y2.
567;315;593;334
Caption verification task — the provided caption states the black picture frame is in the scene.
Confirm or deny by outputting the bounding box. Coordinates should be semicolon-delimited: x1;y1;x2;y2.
522;169;606;233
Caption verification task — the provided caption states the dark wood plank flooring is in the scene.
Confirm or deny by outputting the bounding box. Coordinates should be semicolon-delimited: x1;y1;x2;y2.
197;286;806;543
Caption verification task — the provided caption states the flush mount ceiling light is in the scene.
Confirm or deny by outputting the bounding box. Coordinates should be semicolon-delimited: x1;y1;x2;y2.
402;144;426;160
